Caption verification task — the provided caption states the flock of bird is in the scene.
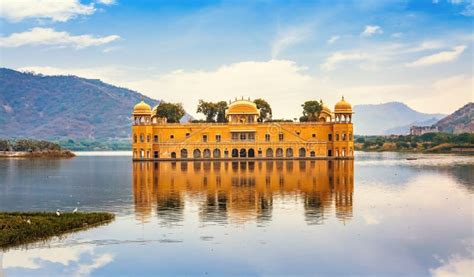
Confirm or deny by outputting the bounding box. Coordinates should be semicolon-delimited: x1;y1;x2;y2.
55;207;78;216
23;207;78;225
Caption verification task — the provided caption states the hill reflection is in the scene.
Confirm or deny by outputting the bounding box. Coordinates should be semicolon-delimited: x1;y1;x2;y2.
133;160;354;225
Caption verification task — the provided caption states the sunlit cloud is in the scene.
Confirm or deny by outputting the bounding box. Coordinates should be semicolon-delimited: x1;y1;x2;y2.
0;0;95;22
430;238;474;277
0;28;120;49
327;35;340;44
321;52;368;71
405;45;467;67
361;25;383;37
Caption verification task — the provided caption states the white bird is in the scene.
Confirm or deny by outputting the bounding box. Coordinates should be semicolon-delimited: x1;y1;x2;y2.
73;208;78;214
56;209;61;216
26;219;31;224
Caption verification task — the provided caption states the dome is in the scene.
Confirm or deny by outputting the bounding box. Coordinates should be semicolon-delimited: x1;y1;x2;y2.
226;99;260;115
334;96;352;113
133;100;151;114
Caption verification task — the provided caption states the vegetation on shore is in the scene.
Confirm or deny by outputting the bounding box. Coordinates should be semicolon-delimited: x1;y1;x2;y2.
355;132;474;153
0;212;115;249
0;139;75;158
57;138;131;151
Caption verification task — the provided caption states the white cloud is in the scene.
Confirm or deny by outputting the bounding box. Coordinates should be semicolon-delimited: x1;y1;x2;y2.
271;25;312;58
361;25;383;37
3;244;114;276
97;0;116;4
327;35;340;44
0;27;120;49
445;0;474;16
321;52;368;71
405;45;467;67
0;0;95;22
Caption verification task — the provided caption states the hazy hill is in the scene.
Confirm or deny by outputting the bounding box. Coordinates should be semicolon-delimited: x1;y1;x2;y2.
0;68;161;139
353;102;445;135
434;103;473;133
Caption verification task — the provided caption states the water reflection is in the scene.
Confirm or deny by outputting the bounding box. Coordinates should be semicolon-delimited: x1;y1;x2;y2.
133;160;354;225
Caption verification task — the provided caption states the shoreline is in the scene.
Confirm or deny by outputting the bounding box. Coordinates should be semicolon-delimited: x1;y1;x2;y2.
0;212;114;249
0;150;75;158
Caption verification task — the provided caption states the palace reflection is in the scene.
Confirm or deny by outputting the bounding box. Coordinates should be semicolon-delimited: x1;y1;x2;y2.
133;160;354;225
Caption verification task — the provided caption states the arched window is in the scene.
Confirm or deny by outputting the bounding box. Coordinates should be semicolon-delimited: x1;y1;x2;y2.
240;148;247;158
171;152;177;159
203;149;211;158
310;151;316;157
286;148;293;157
248;148;255;158
232;149;239;158
193;149;201;158
299;148;306;157
266;148;273;158
213;149;221;158
181;149;188;158
276;148;283;157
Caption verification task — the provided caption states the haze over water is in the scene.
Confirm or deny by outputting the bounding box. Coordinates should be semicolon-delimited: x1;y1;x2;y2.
0;152;472;276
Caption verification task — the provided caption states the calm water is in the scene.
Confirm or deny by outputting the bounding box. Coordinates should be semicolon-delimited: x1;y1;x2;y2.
0;152;472;276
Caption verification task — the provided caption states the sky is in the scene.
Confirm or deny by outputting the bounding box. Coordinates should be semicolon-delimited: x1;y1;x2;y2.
0;0;473;119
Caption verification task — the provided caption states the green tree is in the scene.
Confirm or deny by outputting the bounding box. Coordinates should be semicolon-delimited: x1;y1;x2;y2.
254;98;272;122
301;100;322;122
155;102;185;123
197;100;218;122
215;101;228;123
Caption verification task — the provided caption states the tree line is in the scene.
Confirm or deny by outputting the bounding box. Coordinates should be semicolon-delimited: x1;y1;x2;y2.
152;99;325;123
0;139;62;152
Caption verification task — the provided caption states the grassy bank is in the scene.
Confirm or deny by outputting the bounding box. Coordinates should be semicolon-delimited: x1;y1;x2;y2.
0;212;114;249
354;133;474;153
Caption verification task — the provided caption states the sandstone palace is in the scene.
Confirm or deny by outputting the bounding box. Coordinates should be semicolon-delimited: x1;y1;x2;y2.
132;97;354;160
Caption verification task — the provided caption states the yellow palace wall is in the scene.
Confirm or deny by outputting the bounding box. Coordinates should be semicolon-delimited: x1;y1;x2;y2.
132;121;354;160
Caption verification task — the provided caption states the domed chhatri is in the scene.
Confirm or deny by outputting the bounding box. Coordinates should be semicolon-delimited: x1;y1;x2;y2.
226;99;260;123
131;96;354;160
334;96;352;113
133;100;152;114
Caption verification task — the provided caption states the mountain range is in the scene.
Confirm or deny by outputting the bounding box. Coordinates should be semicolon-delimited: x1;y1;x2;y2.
0;68;468;138
0;68;168;139
352;102;446;135
434;102;473;134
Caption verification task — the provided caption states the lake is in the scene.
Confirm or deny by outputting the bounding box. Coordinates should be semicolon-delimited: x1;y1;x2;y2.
0;152;472;276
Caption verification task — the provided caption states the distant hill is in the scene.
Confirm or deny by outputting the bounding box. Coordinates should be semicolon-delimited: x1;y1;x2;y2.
434;103;473;134
0;68;169;139
353;102;445;135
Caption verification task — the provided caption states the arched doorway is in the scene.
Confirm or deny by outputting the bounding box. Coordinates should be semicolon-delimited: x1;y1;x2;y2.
193;149;201;158
213;148;221;158
181;149;188;158
240;148;247;158
327;149;332;157
266;148;273;158
232;149;239;158
171;152;177;159
203;149;211;158
248;148;255;158
276;148;283;157
286;148;293;157
299;147;306;157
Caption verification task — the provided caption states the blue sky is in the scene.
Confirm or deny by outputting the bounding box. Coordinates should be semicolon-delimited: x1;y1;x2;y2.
1;0;472;118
